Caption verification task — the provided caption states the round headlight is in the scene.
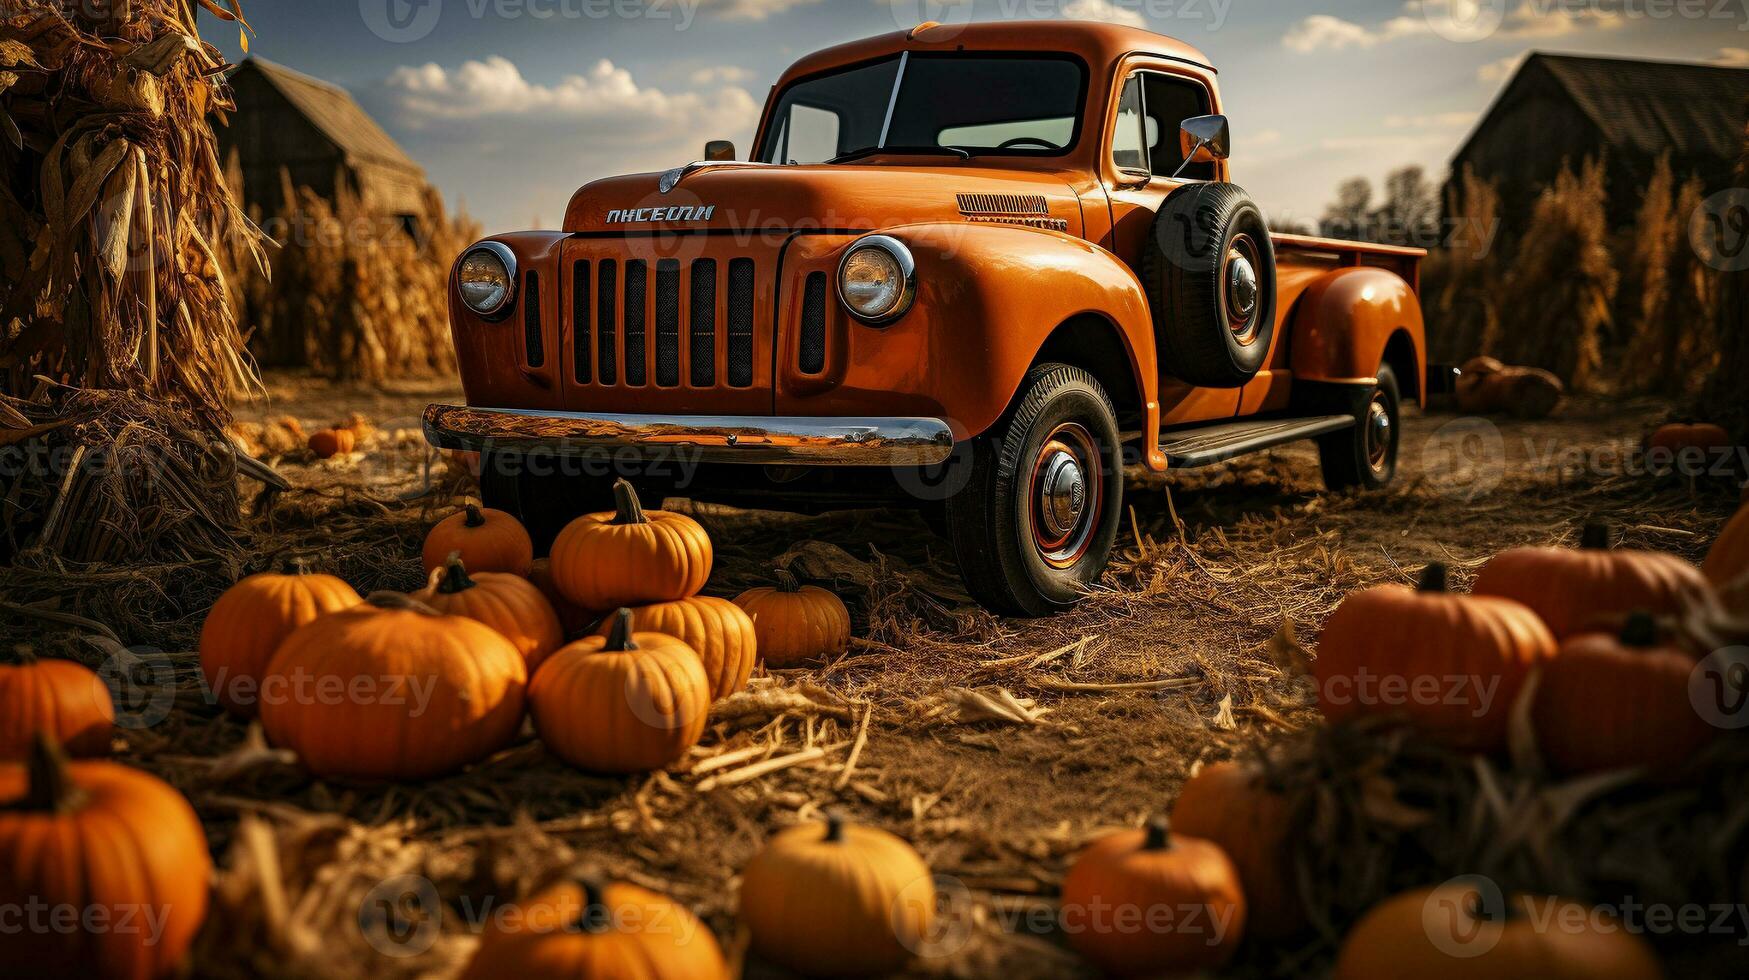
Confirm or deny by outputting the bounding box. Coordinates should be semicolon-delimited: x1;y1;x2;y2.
837;235;915;325
457;242;516;317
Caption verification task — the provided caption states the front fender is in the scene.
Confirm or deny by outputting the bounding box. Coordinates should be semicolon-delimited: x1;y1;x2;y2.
1287;266;1425;394
774;223;1159;455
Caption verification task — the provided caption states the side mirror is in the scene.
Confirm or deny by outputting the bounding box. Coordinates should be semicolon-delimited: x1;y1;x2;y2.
1178;115;1230;165
704;140;736;162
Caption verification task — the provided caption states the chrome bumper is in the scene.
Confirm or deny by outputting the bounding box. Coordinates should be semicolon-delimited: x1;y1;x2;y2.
422;404;955;465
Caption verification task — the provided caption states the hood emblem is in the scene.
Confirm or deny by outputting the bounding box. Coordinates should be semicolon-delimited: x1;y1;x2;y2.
605;205;716;224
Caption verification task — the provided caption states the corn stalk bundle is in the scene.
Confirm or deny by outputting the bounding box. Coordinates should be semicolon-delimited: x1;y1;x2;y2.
1703;101;1749;432
1621;156;1721;394
1497;158;1616;391
0;1;261;562
1423;165;1503;366
227;171;478;381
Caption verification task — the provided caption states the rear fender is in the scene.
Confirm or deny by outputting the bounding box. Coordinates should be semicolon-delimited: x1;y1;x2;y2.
775;223;1164;467
1287;266;1425;401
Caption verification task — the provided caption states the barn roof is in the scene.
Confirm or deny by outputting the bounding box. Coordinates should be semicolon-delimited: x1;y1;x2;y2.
1454;53;1749;169
238;58;425;177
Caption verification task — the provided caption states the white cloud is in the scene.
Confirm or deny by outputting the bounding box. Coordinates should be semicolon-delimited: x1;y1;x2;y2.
1285;1;1622;54
1477;52;1526;83
1717;47;1749;67
707;0;821;20
1062;0;1147;28
1282;12;1428;52
1502;4;1623;38
691;65;754;85
1385;111;1478;129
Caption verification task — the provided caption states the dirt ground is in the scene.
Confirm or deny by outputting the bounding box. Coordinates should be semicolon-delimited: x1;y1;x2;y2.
27;371;1742;978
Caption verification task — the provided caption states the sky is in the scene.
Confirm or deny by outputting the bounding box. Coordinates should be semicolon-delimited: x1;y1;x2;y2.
205;0;1749;234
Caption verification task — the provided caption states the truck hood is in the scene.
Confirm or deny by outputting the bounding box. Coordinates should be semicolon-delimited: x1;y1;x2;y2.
562;163;1085;238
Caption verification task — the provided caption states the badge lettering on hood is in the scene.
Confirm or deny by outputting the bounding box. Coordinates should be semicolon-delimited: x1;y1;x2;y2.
604;205;716;224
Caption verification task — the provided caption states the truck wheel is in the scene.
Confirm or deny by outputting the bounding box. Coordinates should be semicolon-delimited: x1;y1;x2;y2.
1317;364;1400;492
1142;183;1277;388
478;451;617;556
945;364;1124;616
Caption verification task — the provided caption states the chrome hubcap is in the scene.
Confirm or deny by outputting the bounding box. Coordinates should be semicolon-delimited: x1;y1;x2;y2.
1227;251;1258;319
1037;449;1087;539
1366;396;1392;468
1030;423;1104;569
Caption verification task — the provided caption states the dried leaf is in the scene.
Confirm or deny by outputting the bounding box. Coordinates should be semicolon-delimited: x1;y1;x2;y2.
1265;619;1314;678
1210;693;1237;731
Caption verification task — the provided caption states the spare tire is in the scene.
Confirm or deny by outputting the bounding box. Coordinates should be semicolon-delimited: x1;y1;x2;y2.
1142;182;1277;388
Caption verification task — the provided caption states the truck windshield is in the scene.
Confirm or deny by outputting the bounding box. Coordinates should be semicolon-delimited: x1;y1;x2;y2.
759;54;1087;164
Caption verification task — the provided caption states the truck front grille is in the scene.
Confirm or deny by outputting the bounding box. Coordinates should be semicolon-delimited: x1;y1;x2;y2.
565;250;760;391
523;271;544;368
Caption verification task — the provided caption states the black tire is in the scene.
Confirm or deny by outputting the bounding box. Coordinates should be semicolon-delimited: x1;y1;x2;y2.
945;364;1125;617
1317;364;1401;492
478;450;617;556
1142;183;1277;388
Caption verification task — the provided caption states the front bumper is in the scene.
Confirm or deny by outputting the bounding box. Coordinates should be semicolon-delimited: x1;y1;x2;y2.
422;404;955;466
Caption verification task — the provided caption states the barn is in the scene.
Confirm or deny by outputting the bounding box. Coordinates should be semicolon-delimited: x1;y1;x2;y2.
1446;52;1749;226
218;58;430;230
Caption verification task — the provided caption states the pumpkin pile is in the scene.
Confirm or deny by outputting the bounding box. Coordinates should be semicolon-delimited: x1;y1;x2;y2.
1455;355;1564;419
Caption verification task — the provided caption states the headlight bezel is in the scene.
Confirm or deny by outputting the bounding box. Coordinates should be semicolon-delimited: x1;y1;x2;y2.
457;241;518;320
836;234;916;326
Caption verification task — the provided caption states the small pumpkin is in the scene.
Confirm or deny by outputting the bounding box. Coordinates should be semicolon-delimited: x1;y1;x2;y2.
259;592;527;780
1704;502;1749;591
199;565;361;717
1060;816;1247;976
732;569;851;667
416;552;564;675
548;480;711;609
1647;421;1734;474
1315;563;1557;751
528;557;599;636
422;504;534;578
1457;364;1563;419
307;427;356;459
0;734;211;978
592;595;756;699
740;813;935;977
1335;883;1662;980
1472;522;1712;638
1170;760;1302;939
1534;612;1714;776
0;650;114;759
460;870;728;980
529;609;710;773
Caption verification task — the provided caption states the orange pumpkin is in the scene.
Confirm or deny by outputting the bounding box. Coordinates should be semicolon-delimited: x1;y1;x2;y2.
1335;883;1662;980
739;814;935;977
1704;502;1749;591
548;480;711;609
0;734;211;978
732;569;851;667
1472;522;1712;638
1170;760;1303;939
592;595;756;700
1647;421;1734;474
1060;816;1247;976
199;566;361;717
1534;612;1714;776
529;609;710;773
307;427;356;459
422;504;534;578
528;557;599;636
1315;563;1557;751
0;651;114;759
259;593;527;780
416;552;564;675
460;872;728;980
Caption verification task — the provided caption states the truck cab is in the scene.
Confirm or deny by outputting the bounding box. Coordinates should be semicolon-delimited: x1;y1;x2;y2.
425;21;1429;616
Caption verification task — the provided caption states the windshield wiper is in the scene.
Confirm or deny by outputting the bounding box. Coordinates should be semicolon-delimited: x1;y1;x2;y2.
827;145;972;164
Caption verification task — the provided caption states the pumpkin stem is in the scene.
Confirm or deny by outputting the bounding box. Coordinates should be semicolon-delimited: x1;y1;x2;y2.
11;644;37;666
464;504;486;528
437;551;476;595
1143;815;1171;850
823;812;846;843
1417;563;1450;593
1580;522;1612;550
774;568;802;593
610;480;647;526
18;733;87;814
1620;612;1658;648
364;591;442;616
603;608;639;651
569;873;613;934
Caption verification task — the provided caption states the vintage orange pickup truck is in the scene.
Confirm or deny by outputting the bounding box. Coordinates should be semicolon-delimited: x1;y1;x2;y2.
425;21;1443;615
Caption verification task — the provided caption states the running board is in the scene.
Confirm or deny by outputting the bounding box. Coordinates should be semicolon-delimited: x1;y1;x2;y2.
1160;415;1354;468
